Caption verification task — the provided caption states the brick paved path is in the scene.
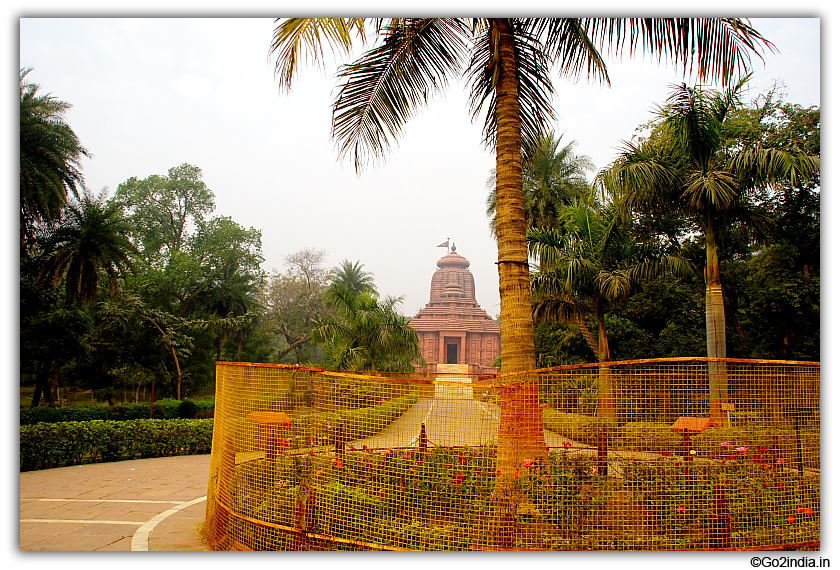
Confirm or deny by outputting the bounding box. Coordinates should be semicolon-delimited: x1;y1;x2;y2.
20;454;211;551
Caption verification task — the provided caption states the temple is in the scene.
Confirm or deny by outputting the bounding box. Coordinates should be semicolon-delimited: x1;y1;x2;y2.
409;244;500;375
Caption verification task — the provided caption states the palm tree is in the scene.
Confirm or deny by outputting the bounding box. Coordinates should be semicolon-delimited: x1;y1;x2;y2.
318;283;422;373
598;80;819;424
270;18;771;534
327;259;377;296
528;199;693;419
20;68;90;243
486;131;594;237
38;189;136;306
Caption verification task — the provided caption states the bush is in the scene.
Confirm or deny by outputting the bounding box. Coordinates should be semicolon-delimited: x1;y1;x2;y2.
177;400;199;419
615;422;683;452
20;418;214;471
20;399;215;424
541;409;618;446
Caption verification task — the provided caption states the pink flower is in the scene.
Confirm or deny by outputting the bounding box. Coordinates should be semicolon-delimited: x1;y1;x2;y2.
562;441;572;449
522;459;534;468
776;458;785;464
720;442;731;449
736;446;748;455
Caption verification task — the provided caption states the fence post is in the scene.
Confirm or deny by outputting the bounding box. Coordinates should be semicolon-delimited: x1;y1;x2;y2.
334;424;345;456
597;427;608;476
419;422;428;454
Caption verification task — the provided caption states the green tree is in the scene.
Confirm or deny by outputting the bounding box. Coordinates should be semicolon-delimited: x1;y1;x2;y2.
328;259;377;296
37;189;136;306
19;68;90;242
486;132;594;237
264;249;329;364
528;199;692;419
598;79;819;423
115;163;215;261
270;17;771;531
318;284;422;373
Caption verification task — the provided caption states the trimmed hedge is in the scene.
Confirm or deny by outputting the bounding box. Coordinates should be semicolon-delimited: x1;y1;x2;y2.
541;409;618;446
20;399;215;425
20;418;214;471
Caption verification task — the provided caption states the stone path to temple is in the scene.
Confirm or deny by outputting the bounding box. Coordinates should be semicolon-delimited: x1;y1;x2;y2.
20;454;210;551
351;375;577;450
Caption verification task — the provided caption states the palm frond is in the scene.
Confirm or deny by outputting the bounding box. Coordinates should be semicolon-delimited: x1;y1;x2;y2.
582;18;774;86
270;18;368;93
332;18;470;171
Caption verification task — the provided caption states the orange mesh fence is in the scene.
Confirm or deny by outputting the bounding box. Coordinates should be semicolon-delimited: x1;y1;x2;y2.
205;358;819;551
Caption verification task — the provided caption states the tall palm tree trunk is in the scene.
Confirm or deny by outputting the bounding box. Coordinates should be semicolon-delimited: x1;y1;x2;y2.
705;216;729;426
492;18;548;547
595;304;617;421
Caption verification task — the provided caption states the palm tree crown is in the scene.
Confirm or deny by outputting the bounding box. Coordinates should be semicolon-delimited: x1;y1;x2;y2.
38;189;136;306
20;68;90;241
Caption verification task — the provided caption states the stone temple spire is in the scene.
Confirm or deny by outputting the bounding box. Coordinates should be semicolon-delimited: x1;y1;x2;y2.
408;246;500;373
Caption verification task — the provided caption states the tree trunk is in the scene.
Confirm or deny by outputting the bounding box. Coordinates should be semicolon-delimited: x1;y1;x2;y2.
705;216;729;426
596;305;616;421
30;358;54;408
491;18;547;547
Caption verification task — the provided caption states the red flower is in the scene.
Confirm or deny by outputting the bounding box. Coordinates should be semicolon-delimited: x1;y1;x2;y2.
762;482;769;488
334;459;343;469
474;468;481;474
777;482;786;491
522;459;534;468
661;452;672;457
677;506;686;514
759;447;768;454
804;508;813;516
454;472;466;486
514;470;521;478
562;442;572;449
796;507;804;514
458;456;467;465
788;515;796;524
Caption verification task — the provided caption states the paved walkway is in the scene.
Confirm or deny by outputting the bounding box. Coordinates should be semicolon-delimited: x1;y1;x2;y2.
20;454;211;551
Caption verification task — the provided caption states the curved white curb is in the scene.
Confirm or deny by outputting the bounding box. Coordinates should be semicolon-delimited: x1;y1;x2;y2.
131;495;207;551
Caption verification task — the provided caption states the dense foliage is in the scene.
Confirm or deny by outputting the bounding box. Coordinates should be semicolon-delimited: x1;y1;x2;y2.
20;418;214;471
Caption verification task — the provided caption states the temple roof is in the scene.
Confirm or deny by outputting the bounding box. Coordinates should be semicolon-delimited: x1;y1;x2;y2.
409;245;500;334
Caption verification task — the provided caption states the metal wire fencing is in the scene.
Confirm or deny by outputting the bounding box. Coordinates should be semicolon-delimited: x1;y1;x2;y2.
204;358;819;551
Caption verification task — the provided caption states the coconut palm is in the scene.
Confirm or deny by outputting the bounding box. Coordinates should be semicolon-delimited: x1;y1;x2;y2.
270;18;771;533
328;259;377;296
486;131;594;237
528;199;693;419
20;68;90;242
38;189;136;306
598;80;819;423
318;283;422;373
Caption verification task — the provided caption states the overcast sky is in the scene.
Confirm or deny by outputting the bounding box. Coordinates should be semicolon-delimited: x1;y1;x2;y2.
18;17;821;318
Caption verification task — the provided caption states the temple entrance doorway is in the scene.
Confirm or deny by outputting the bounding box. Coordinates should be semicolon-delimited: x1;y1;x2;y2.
446;343;458;364
444;336;461;364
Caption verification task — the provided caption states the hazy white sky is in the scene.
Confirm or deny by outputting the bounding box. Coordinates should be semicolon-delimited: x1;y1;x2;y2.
18;16;821;318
